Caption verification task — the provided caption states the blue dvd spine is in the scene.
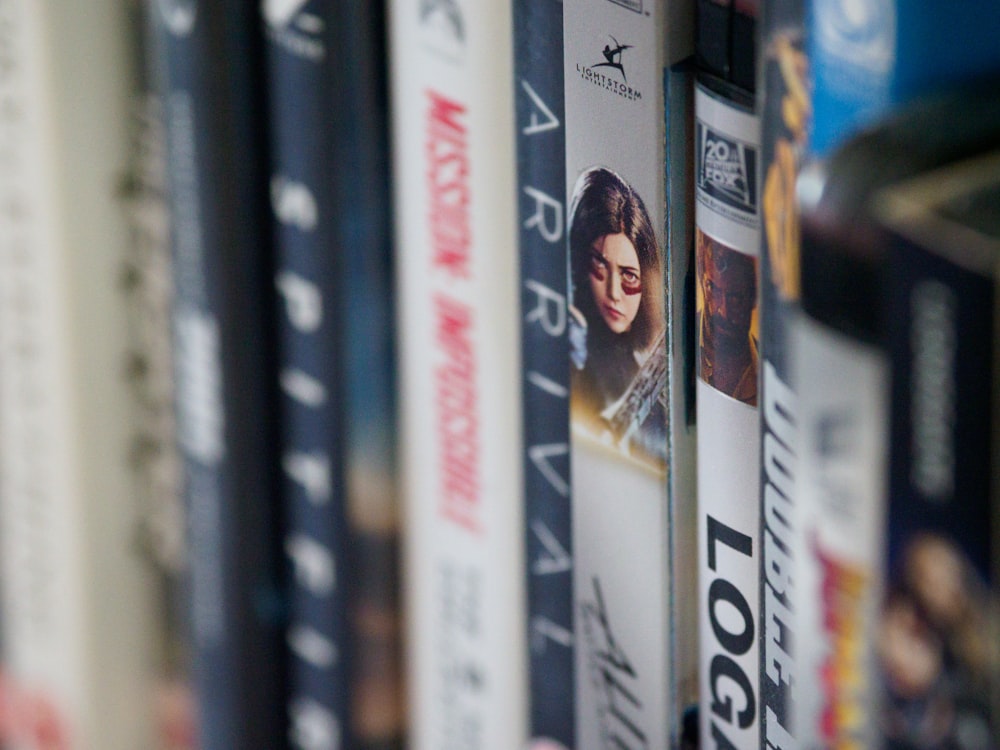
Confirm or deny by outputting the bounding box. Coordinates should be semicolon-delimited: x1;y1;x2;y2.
263;2;403;748
261;3;347;748
335;2;404;747
513;0;573;747
145;3;286;748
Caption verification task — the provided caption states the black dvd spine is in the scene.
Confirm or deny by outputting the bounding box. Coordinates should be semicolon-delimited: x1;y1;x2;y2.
696;0;731;82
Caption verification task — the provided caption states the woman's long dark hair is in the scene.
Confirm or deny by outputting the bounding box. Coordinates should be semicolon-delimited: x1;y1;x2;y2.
569;166;662;352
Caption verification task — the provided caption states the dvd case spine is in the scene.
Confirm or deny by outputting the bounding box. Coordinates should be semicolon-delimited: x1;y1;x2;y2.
693;74;762;750
792;88;1000;747
696;0;731;80
872;150;1000;748
264;4;405;744
120;88;195;750
0;0;159;746
755;1;807;746
730;0;758;92
793;169;889;747
562;1;693;747
388;2;526;748
334;2;405;747
261;3;349;748
145;3;286;748
695;0;757;91
666;58;700;750
513;0;573;747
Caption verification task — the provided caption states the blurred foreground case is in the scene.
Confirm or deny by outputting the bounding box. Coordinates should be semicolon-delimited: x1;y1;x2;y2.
146;2;287;747
0;1;161;747
388;1;527;748
794;86;1000;749
261;0;404;747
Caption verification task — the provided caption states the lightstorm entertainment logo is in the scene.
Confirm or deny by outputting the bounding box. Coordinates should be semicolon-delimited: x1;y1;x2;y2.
576;35;643;102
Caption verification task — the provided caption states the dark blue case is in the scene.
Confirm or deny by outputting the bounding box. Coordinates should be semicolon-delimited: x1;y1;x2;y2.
514;0;574;745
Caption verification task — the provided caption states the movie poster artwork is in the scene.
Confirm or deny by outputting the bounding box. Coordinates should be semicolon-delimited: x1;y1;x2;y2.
696;228;759;406
567;165;667;471
877;532;998;748
563;5;681;746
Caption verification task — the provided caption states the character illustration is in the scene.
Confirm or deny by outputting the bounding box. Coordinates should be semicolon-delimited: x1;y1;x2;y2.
568;166;665;462
696;229;758;406
878;533;999;748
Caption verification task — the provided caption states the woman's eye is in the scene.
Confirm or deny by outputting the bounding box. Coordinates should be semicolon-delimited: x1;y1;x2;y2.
589;257;607;281
621;271;641;295
589;253;609;276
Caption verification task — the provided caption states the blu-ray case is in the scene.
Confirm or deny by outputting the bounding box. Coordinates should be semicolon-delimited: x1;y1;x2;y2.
808;0;1000;158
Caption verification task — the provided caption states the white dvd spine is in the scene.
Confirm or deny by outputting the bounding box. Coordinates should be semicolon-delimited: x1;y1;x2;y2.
0;1;157;747
388;2;526;749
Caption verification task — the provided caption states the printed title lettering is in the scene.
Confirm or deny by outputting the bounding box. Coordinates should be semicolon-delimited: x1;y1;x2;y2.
426;90;481;533
761;362;796;750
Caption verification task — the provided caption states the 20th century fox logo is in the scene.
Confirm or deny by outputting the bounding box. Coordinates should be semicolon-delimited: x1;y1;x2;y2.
697;122;757;214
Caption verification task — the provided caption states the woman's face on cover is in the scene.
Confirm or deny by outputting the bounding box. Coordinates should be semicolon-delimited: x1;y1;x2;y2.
589;232;641;334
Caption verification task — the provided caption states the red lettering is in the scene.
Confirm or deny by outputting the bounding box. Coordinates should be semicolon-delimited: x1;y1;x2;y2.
434;295;480;532
425;90;472;278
